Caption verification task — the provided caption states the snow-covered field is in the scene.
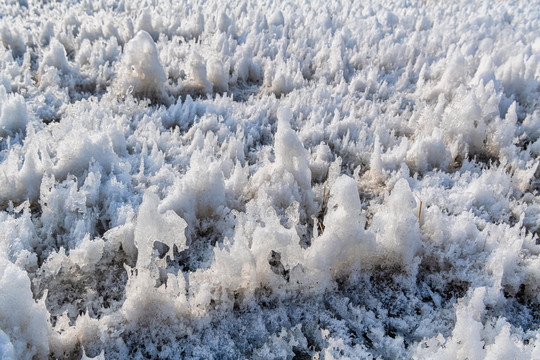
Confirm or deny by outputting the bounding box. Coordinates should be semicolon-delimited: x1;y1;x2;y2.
1;0;539;358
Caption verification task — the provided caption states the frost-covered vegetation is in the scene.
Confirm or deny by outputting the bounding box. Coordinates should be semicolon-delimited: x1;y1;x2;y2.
1;0;540;358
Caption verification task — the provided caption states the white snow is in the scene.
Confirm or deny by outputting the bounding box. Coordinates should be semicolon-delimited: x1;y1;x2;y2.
1;0;539;358
115;30;167;100
0;89;28;136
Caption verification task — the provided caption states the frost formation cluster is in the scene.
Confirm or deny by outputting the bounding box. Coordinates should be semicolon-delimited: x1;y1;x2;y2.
1;0;540;359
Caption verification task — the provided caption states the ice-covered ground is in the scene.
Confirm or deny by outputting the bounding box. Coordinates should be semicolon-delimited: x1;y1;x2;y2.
1;0;540;358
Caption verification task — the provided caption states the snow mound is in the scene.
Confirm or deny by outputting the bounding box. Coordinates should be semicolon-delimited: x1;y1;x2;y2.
115;30;167;100
0;257;49;359
134;191;187;268
0;88;28;136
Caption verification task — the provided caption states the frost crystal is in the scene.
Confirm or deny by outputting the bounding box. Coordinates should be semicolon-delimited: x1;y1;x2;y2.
0;0;539;358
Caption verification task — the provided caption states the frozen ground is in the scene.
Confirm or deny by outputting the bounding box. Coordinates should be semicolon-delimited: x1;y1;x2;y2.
1;0;540;358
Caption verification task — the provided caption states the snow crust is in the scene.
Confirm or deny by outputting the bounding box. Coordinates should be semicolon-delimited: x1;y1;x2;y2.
0;0;539;358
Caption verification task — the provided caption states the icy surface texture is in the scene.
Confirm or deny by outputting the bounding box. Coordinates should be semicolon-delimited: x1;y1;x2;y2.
115;30;167;101
0;0;539;358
